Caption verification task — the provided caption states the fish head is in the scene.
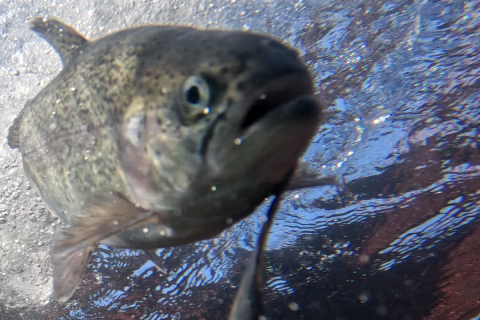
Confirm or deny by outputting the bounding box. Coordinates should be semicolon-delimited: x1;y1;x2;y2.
120;29;322;208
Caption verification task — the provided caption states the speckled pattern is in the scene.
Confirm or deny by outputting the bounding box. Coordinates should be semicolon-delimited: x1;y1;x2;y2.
0;0;479;319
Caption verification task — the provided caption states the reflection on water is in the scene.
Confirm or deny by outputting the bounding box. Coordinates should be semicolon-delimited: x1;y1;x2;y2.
1;0;479;319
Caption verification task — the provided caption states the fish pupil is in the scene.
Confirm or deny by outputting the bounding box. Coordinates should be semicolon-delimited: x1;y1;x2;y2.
186;86;200;104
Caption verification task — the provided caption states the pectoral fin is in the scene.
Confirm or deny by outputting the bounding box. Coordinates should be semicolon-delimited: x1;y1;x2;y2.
145;249;167;275
53;245;94;303
288;161;344;191
52;195;161;302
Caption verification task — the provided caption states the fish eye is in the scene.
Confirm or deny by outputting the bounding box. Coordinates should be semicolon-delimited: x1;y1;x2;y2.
183;76;210;108
186;86;200;104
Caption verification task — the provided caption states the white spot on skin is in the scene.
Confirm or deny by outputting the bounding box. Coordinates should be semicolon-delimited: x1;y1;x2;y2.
158;227;173;237
142;228;149;233
234;138;242;145
211;186;217;192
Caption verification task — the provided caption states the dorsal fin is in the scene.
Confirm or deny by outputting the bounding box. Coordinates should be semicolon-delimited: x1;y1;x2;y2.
29;17;88;66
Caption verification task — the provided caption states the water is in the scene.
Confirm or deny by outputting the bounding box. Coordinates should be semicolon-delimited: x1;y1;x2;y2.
0;0;479;319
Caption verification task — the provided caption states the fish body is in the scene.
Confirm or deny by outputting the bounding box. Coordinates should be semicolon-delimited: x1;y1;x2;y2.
8;18;335;302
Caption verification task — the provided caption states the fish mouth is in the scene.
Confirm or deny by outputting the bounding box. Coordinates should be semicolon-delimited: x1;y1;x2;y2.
239;73;316;131
200;72;319;171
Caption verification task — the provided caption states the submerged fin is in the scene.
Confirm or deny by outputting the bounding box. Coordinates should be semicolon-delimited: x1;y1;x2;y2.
145;249;167;275
53;245;94;303
229;171;292;320
288;161;343;191
52;195;162;302
7;106;27;149
29;17;88;66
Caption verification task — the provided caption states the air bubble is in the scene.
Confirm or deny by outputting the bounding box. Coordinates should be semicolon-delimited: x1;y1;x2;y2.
358;292;369;303
288;302;299;311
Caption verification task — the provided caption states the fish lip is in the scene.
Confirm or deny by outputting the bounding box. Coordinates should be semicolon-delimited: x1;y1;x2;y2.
239;72;316;132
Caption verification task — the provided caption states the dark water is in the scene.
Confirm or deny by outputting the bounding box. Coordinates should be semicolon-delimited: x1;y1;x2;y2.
2;0;480;319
